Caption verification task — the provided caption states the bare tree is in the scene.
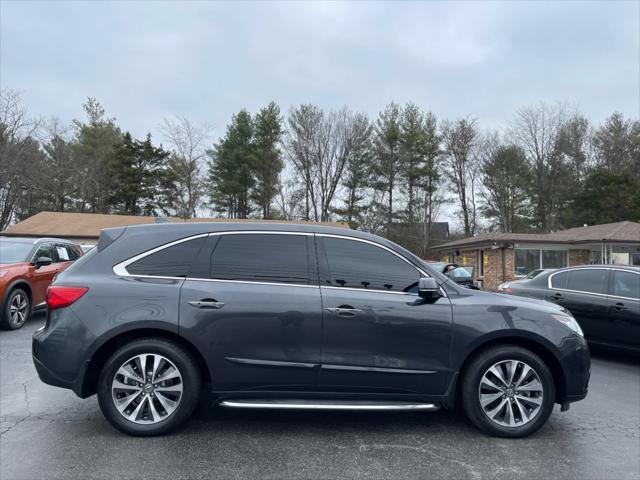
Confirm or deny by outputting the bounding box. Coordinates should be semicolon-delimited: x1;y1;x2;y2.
286;105;371;222
0;89;42;229
510;101;571;232
441;116;480;236
160;116;210;218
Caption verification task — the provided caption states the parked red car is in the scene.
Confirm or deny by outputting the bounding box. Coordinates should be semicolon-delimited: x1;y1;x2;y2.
0;237;83;330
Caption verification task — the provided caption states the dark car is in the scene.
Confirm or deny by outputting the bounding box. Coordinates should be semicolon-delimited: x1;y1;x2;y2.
500;265;639;353
33;223;590;438
0;237;83;330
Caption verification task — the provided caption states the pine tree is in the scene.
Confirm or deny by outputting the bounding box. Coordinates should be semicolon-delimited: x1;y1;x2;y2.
252;102;284;219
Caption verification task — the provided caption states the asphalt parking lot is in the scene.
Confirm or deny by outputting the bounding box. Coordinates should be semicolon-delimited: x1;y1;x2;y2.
1;314;639;480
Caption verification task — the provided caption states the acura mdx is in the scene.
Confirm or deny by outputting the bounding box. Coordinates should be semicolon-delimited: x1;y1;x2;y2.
32;223;590;437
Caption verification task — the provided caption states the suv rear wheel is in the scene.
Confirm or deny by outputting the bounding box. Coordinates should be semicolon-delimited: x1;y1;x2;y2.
97;338;202;436
1;288;31;330
461;345;555;438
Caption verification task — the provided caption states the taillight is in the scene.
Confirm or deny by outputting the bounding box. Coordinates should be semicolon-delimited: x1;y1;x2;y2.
503;287;513;294
46;286;88;310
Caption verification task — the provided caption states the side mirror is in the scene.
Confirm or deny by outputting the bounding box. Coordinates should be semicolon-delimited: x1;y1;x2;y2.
34;256;53;269
418;277;441;300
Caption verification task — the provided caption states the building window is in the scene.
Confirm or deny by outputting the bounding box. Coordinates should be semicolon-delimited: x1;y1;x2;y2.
515;248;567;276
515;249;539;276
542;250;566;269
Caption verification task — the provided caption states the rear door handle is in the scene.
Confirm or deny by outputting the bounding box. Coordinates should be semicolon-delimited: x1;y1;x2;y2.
188;300;225;309
612;302;626;311
325;306;363;316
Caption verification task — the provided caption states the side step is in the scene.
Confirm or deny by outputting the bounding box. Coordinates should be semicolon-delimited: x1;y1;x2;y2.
219;399;440;411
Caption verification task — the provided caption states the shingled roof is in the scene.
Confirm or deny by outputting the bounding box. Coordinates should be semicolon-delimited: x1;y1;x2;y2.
0;211;349;240
432;221;640;251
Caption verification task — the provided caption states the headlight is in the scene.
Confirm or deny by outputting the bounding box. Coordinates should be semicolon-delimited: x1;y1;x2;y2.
0;270;7;278
551;313;584;337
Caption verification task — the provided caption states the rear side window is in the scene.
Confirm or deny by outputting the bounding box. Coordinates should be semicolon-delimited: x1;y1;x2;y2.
126;237;206;277
567;269;609;294
550;271;568;289
210;234;310;284
321;237;419;292
611;270;640;299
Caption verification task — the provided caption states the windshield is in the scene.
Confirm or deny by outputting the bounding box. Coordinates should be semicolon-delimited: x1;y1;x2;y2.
525;269;544;279
0;240;33;263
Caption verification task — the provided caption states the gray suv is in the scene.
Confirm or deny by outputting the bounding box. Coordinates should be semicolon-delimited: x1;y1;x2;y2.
33;223;590;437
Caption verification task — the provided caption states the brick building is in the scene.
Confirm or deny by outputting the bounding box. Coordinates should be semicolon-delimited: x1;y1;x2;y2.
431;221;640;290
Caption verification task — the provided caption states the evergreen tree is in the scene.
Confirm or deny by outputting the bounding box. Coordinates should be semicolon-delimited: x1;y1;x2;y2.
208;110;255;218
372;102;402;236
108;132;169;215
252;102;283;219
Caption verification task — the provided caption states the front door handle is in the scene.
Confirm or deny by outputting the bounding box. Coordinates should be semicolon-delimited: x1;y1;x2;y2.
325;306;363;316
551;293;562;301
612;302;626;311
188;300;225;309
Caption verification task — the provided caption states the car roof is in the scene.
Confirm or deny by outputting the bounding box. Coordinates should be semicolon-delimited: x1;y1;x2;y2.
0;236;76;245
555;264;640;272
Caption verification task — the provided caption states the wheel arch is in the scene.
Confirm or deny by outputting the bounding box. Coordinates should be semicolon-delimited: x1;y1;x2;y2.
455;335;567;405
79;328;211;398
3;279;33;304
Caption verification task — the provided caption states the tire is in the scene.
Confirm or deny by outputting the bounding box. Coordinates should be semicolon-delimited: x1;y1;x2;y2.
461;345;555;438
0;288;31;330
97;337;202;436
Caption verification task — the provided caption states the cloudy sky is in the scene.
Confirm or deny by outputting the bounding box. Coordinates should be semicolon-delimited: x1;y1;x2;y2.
1;0;639;141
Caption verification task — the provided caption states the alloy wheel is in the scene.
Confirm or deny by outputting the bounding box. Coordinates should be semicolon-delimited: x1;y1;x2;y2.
111;353;183;424
9;293;28;326
478;359;544;428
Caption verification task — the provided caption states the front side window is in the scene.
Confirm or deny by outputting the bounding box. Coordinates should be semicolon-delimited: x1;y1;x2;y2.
210;234;310;284
126;236;206;277
322;237;420;292
567;269;609;294
33;243;58;263
611;270;640;299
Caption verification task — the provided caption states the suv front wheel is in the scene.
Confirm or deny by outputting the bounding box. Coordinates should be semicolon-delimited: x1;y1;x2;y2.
461;345;555;438
97;338;202;436
1;288;31;330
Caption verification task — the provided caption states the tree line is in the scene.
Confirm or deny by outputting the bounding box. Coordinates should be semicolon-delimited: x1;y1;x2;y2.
1;88;638;255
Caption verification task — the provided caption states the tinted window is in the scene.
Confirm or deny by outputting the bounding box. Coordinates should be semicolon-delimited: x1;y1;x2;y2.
322;237;419;292
210;234;309;284
567;269;609;294
550;271;568;289
127;237;206;277
611;270;640;299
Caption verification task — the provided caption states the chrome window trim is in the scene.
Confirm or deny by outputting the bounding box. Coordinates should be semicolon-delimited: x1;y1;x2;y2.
113;230;313;280
112;230;448;298
185;277;318;289
548;267;640;302
112;233;210;277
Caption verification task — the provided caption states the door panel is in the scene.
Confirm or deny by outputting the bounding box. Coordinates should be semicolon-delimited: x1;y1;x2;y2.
606;270;640;349
180;280;322;390
316;235;453;395
178;233;322;391
30;243;59;304
319;287;453;394
549;268;610;343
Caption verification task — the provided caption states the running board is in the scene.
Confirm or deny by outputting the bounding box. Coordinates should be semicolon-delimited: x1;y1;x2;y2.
218;399;440;411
